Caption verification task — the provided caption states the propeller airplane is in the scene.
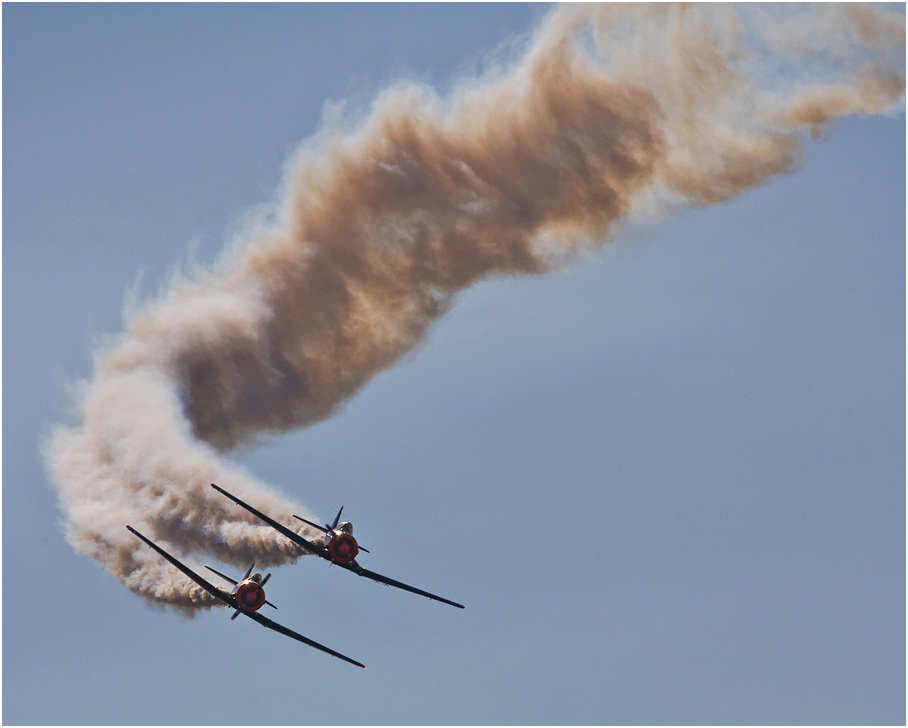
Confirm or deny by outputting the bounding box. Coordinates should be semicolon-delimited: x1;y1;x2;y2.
210;483;465;610
125;525;365;668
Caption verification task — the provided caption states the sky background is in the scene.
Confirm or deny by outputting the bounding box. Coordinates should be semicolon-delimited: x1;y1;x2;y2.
3;3;905;725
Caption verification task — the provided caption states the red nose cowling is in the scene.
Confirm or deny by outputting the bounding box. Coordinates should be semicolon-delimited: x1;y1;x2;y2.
327;532;359;564
235;581;267;612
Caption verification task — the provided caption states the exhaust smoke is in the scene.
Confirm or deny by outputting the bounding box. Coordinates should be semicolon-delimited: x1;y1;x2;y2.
45;4;905;609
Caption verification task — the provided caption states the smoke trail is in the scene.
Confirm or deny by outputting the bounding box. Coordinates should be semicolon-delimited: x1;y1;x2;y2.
46;4;904;610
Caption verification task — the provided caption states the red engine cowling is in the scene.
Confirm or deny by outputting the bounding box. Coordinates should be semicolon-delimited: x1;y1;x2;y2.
327;532;359;564
235;581;266;612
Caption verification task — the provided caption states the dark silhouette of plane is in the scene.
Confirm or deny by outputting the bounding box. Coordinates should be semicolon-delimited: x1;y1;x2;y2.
126;525;364;667
211;484;464;609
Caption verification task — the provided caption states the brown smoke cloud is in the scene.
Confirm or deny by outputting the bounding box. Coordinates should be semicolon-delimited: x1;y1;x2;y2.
45;3;905;610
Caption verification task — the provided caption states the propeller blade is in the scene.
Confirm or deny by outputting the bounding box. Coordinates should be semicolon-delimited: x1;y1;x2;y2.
359;546;370;554
330;506;344;531
242;562;256;581
231;610;242;620
260;573;275;608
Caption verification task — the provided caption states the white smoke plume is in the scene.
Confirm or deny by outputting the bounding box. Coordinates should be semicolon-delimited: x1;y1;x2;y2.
46;4;905;610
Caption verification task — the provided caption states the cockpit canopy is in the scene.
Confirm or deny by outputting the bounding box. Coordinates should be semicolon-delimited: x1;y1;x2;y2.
337;521;353;534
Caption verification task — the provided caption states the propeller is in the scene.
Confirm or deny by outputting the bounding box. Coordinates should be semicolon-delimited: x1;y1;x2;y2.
204;563;278;616
293;507;370;553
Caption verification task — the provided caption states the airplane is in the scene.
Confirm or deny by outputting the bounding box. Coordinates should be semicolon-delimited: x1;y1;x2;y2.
211;483;465;610
125;525;365;668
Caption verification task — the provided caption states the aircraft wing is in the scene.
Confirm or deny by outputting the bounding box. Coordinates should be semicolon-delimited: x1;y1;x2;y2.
242;609;365;668
351;565;465;609
126;525;234;609
211;483;329;559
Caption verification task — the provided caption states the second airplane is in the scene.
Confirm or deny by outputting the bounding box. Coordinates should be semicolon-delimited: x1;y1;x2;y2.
211;483;465;610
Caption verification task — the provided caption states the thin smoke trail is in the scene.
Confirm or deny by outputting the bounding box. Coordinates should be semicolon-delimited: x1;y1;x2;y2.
45;4;905;610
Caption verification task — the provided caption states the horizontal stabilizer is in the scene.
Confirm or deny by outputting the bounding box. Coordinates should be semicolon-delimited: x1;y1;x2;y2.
205;565;238;586
292;514;330;534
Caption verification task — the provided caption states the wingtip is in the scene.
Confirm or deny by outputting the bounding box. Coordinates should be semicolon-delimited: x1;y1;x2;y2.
457;604;465;609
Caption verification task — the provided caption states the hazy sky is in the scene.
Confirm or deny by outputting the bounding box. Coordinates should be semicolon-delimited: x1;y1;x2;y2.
4;3;905;725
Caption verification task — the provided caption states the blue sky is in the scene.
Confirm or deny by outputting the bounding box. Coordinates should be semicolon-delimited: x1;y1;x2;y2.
3;3;905;725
